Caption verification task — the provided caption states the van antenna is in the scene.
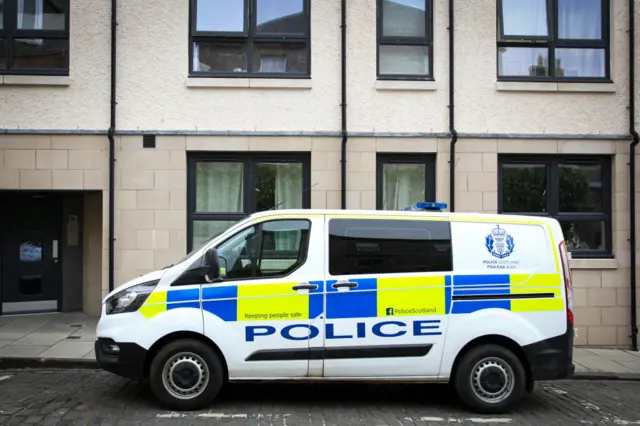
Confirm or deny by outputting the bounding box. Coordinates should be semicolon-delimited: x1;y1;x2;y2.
269;182;319;210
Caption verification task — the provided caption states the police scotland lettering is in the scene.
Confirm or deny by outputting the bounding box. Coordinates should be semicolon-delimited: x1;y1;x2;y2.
483;225;520;270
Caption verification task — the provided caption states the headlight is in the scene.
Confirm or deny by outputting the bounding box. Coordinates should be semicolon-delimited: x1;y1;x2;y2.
105;280;159;315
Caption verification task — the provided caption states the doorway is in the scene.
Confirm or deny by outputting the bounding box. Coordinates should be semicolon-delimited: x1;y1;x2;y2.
0;192;63;314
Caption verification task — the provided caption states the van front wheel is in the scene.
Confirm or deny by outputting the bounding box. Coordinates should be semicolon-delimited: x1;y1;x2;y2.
149;338;224;411
453;344;526;414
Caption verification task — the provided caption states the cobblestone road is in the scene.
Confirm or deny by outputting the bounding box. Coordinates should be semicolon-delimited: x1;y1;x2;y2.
0;369;639;425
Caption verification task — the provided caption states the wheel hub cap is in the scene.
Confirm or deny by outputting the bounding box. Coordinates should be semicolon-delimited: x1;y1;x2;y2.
162;352;210;400
470;357;515;404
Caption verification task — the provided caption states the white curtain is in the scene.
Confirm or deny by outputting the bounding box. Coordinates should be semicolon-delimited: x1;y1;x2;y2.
196;162;243;213
18;0;44;46
260;56;287;73
556;0;604;77
501;0;548;36
274;163;302;250
382;164;426;210
380;0;428;75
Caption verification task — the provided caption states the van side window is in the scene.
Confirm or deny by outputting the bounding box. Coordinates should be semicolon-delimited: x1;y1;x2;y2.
216;219;311;280
328;219;453;276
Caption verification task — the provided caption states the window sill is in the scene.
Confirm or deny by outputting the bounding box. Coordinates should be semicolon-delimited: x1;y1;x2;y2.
186;78;312;90
375;80;437;91
496;81;616;93
1;75;70;86
569;258;618;270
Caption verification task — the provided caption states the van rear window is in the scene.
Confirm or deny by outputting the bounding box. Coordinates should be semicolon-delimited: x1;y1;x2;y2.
328;218;453;276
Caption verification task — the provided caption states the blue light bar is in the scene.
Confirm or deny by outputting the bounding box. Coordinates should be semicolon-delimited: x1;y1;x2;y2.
401;201;448;212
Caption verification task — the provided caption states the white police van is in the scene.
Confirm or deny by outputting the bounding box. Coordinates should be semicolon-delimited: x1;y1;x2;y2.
95;202;575;414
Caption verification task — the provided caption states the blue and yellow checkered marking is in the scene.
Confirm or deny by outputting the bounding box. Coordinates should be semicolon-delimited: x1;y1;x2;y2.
138;273;563;320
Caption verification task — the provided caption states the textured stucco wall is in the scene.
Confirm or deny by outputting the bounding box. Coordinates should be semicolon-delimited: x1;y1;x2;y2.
0;2;110;130
456;1;630;135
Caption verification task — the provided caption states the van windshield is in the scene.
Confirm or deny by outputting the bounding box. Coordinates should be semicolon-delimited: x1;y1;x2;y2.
163;222;242;268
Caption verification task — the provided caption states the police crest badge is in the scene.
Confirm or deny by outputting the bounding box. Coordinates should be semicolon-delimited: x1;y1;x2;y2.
485;225;515;259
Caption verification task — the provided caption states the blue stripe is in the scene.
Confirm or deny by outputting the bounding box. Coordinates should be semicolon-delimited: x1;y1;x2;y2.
453;274;511;286
326;277;377;292
451;300;511;314
167;301;200;311
203;300;237;321
167;288;200;303
309;280;324;294
202;285;238;300
453;288;511;296
309;294;323;319
445;275;452;286
326;292;377;319
445;285;452;315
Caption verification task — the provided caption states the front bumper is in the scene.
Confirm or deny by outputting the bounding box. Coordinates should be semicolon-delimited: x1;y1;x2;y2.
95;338;148;380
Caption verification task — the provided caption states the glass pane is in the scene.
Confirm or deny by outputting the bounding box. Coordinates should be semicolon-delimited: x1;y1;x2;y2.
559;163;603;213
0;39;6;70
379;45;429;76
498;47;549;76
19;240;43;296
196;0;245;32
18;0;67;30
256;0;305;34
501;0;548;36
501;163;547;213
193;42;248;73
13;39;68;70
252;43;308;73
216;225;260;280
20;241;42;263
558;0;602;39
193;220;239;249
555;48;605;78
382;0;426;37
0;1;4;29
382;163;426;210
196;162;244;212
561;221;605;252
260;220;310;276
255;162;303;212
329;219;453;276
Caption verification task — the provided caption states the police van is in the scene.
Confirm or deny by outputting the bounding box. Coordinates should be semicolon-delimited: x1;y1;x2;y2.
95;202;575;414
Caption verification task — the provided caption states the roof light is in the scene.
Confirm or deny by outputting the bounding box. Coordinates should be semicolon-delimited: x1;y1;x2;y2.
400;202;448;212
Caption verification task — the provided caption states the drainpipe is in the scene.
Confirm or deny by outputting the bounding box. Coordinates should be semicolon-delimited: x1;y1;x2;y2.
340;0;348;209
107;0;117;292
448;0;457;211
628;0;639;351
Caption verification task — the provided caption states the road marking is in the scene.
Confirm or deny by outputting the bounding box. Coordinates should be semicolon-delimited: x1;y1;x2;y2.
0;376;12;382
416;417;512;423
157;412;289;419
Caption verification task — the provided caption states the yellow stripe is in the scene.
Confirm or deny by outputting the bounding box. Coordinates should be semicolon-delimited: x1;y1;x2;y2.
145;290;167;305
139;304;167;319
326;214;448;221
237;282;298;297
511;297;564;312
237;295;309;321
378;287;445;317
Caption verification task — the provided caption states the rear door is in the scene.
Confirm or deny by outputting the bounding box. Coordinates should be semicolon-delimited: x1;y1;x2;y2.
322;216;453;378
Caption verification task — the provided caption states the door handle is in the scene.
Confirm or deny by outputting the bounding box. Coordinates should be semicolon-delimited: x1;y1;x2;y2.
292;283;318;291
332;280;358;289
52;240;59;264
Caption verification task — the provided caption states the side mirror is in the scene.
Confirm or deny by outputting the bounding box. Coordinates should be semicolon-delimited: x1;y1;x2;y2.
203;249;220;281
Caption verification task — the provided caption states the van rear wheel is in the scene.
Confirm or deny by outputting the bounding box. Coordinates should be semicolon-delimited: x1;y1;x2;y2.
453;344;526;414
149;338;224;411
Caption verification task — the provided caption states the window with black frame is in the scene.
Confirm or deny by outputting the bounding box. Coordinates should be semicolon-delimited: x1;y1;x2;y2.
377;0;432;79
376;154;436;210
498;156;612;257
0;0;69;74
497;0;610;81
189;0;310;77
187;153;311;251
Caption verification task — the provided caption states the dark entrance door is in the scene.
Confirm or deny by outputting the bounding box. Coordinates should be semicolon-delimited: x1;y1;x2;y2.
0;192;62;315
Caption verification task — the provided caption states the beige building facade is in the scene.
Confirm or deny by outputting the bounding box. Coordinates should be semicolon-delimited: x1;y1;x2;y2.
0;0;638;348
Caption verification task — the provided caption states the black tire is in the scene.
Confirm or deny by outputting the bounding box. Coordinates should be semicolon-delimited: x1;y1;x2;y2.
453;344;526;414
149;338;225;411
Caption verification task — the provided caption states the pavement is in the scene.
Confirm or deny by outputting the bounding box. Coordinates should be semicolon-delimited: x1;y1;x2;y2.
0;312;639;380
0;370;639;425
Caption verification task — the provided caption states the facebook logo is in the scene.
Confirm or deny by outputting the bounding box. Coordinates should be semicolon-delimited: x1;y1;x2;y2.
385;308;394;316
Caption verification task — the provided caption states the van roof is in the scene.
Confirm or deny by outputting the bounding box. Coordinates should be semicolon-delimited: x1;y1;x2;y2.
248;208;559;225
